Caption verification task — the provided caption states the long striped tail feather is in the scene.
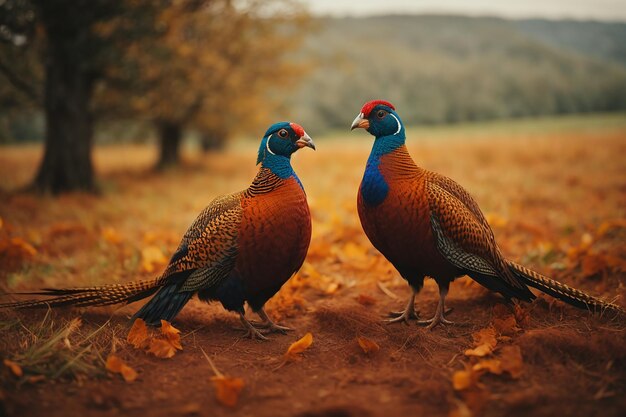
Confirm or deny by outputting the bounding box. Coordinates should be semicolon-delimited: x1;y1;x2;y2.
507;260;625;317
0;279;162;310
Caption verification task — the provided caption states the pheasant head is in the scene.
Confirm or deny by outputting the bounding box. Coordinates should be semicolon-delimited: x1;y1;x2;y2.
350;100;405;139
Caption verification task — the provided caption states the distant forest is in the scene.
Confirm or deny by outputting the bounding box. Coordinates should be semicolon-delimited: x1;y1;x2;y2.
287;15;626;132
3;14;626;141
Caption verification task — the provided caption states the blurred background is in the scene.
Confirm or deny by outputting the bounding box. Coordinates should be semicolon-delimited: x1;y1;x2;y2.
0;0;625;193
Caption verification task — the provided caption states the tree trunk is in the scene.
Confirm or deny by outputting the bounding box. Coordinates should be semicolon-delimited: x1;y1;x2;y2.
32;19;95;194
156;120;182;169
200;130;226;153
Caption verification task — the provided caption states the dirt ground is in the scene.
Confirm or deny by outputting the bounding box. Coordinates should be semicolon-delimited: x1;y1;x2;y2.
1;118;625;417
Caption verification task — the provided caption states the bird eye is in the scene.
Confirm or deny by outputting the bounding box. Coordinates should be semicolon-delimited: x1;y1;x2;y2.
376;110;387;119
278;129;288;138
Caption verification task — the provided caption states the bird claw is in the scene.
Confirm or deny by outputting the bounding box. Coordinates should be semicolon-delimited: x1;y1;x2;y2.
385;308;419;325
241;327;269;341
417;315;454;330
249;320;294;334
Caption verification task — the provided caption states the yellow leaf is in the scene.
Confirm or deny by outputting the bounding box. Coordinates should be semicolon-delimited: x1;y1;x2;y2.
160;320;182;350
285;332;313;360
3;359;22;377
325;282;340;295
212;376;245;407
148;338;177;359
499;345;523;378
141;245;167;272
357;336;380;354
464;344;493;357
127;319;150;349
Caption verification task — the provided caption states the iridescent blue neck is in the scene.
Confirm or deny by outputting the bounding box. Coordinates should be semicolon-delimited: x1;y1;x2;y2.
261;153;295;179
369;132;406;161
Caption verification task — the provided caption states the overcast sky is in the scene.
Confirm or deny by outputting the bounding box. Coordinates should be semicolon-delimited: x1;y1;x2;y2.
298;0;626;22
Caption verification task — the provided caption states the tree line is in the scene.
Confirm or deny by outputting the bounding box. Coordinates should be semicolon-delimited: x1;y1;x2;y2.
0;0;307;193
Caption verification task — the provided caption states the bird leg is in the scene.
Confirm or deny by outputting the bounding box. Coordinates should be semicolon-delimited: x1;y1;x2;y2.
417;284;454;329
386;287;419;324
239;312;268;340
250;308;294;334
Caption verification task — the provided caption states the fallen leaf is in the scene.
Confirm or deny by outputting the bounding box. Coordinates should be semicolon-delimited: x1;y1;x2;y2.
3;359;22;377
160;320;182;350
493;315;520;336
356;293;377;306
27;375;46;384
106;354;138;382
452;368;479;391
325;282;340;295
212;376;245;407
357;336;380;354
464;327;497;357
285;332;313;360
141;245;167;272
473;359;502;375
120;364;138;382
127;319;150;349
499;345;523;378
148;338;177;359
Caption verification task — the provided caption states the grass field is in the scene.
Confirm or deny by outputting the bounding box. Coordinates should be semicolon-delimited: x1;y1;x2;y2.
1;113;625;417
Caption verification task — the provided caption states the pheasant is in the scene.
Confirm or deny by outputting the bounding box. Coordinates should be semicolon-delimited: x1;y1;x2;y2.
351;100;623;328
0;122;315;340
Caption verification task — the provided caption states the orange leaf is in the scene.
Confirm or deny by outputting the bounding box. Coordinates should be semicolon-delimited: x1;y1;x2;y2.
452;368;479;391
493;315;520;336
106;354;138;382
285;332;313;360
160;320;182;350
499;345;523;378
472;359;503;375
212;376;245;407
105;354;124;373
357;336;380;354
120;364;138;382
464;327;497;357
127;319;150;349
3;359;23;377
148;338;177;359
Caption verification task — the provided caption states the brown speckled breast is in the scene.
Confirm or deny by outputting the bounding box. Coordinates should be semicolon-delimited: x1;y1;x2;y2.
236;176;311;306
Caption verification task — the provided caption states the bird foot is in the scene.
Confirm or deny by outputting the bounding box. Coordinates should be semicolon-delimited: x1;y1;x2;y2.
249;320;294;334
385;308;420;325
241;326;269;340
417;315;454;330
238;314;269;341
